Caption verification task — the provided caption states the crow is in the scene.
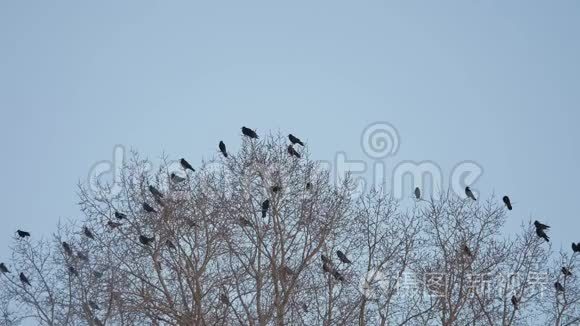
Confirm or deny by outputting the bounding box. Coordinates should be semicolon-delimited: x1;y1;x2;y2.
0;263;10;274
536;228;550;242
288;134;304;146
180;158;195;172
573;242;580;253
83;227;95;240
322;263;331;274
462;244;473;257
465;187;477;201
271;185;282;193
414;187;421;200
220;293;230;306
503;196;513;210
555;281;565;292
20;272;31;286
241;127;258;139
115;211;127;219
302;303;309;313
562;267;572;277
534;220;550;231
511;295;519;310
336;251;352;264
288;145;301;158
321;254;332;265
62;242;73;256
261;199;270;218
16;230;30;238
219;141;228;158
107;221;122;229
166;240;176;250
332;269;345;282
89;300;101;310
139;235;155;246
68;266;79;277
149;185;164;198
306;182;312;190
171;173;186;183
143;202;156;213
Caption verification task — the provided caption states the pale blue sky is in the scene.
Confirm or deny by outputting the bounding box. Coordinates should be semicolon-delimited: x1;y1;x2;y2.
0;0;579;260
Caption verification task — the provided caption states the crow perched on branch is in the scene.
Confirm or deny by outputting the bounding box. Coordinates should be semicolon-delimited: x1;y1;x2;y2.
336;251;352;264
534;220;550;230
241;127;258;139
562;267;572;277
414;187;421;200
536;228;550;242
107;221;122;229
555;281;565;292
465;187;477;201
573;242;580;253
143;202;156;213
288;145;301;158
171;173;185;183
503;196;513;210
62;242;73;256
219;141;228;158
180;158;195;172
0;263;10;274
511;296;519;310
83;227;95;240
16;230;30;238
288;134;304;146
20;273;31;286
261;199;270;218
115;211;127;219
139;235;155;246
149;185;164;198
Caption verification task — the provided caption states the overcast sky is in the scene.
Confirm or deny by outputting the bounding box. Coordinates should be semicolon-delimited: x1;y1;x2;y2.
1;1;579;262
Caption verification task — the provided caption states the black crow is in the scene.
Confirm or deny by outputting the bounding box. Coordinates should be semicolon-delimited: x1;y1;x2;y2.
83;227;95;240
20;272;31;286
332;269;345;282
115;211;127;219
562;267;572;277
511;295;519;310
288;145;301;158
536;228;550;242
465;187;477;201
414;187;421;200
68;266;79;277
107;221;122;229
62;242;73;256
288;134;304;146
149;185;164;198
555;281;565;292
573;242;580;253
503;196;513;210
166;240;176;250
462;244;473;257
16;230;30;238
139;235;155;246
171;173;186;183
143;202;156;213
89;300;101;310
322;263;331;274
302;303;308;313
261;199;270;218
306;182;312;190
220;293;230;306
336;251;352;264
534;220;550;231
180;158;195;172
271;185;281;193
0;263;10;274
219;141;228;158
241;127;258;139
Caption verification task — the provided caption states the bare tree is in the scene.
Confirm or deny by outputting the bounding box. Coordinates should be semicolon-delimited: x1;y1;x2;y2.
0;133;577;325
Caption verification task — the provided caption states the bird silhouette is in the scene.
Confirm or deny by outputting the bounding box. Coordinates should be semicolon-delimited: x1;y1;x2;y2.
16;230;30;238
171;173;186;183
336;251;352;264
83;227;95;240
0;263;10;273
414;187;421;200
62;242;73;256
149;185;164;198
503;196;513;210
562;267;572;277
288;145;301;158
534;220;550;230
115;211;127;219
306;182;312;190
462;244;473;257
139;235;155;246
288;134;304;146
536;228;550;242
271;185;281;193
321;254;332;265
465;187;477;201
573;242;580;253
555;281;565;292
20;272;31;286
180;158;195;172
107;221;122;229
241;127;258;139
143;202;156;213
68;266;79;277
89;300;101;310
511;295;519;310
322;263;331;274
220;293;230;306
219;141;228;158
332;269;345;282
261;199;270;218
